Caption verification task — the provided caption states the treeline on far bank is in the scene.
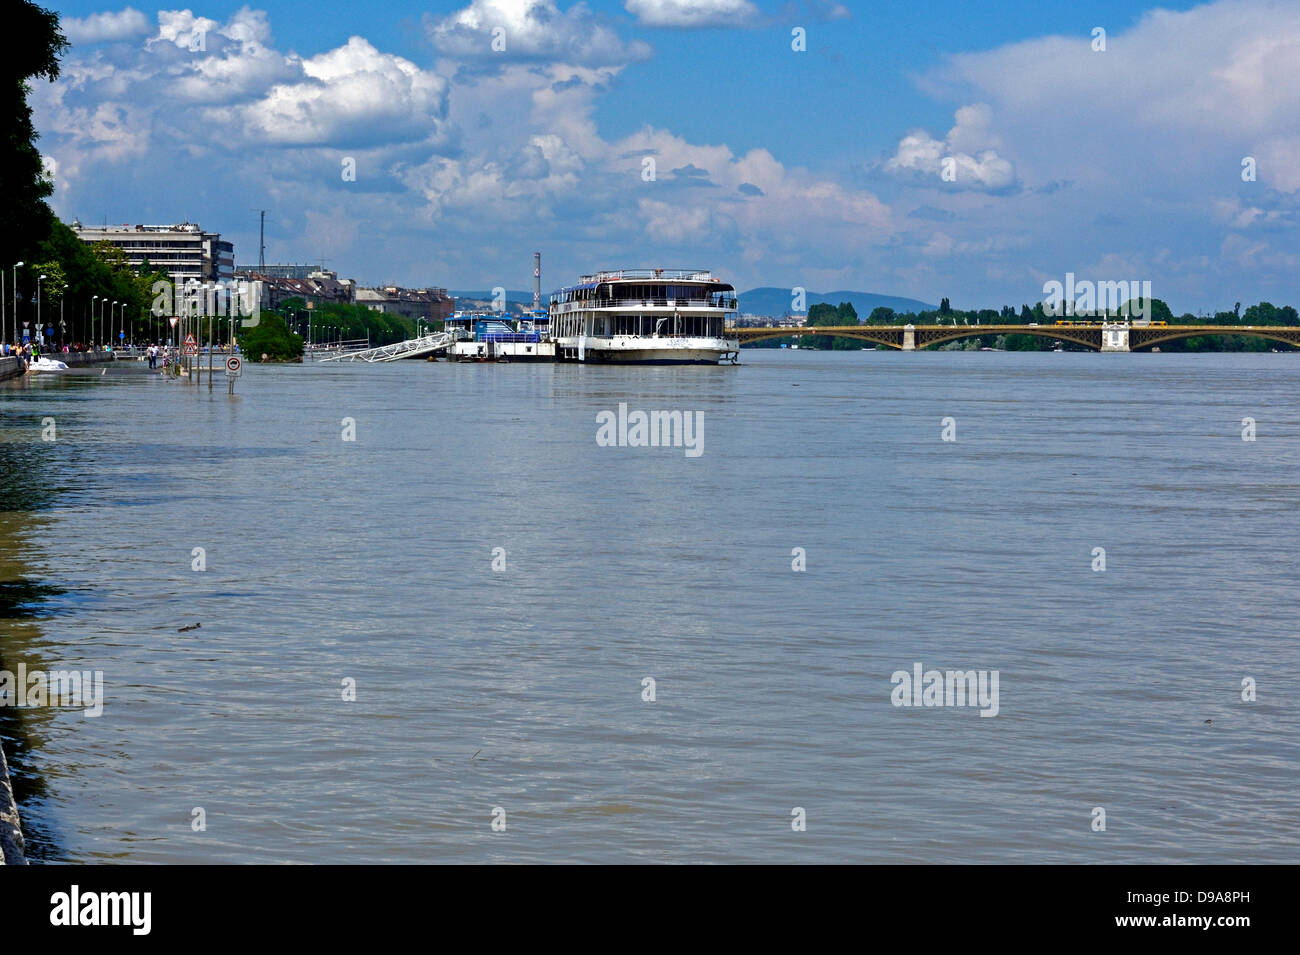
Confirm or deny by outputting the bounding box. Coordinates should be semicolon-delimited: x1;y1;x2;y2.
747;300;1300;351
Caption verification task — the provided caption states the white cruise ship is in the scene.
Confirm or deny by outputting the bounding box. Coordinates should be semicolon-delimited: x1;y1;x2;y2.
549;269;740;364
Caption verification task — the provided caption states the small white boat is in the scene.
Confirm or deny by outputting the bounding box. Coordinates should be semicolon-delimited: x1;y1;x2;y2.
28;356;70;372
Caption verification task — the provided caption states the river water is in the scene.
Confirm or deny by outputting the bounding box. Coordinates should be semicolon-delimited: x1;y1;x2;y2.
1;350;1297;863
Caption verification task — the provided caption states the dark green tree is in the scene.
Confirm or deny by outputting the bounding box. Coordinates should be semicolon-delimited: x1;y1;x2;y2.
803;302;839;349
241;312;304;362
1242;302;1277;325
2;2;67;274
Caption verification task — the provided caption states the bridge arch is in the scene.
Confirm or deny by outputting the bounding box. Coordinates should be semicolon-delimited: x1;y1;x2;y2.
1128;326;1300;351
734;324;1102;350
734;326;905;348
911;325;1100;351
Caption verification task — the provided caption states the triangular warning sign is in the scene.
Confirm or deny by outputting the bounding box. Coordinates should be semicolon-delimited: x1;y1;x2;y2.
184;334;197;346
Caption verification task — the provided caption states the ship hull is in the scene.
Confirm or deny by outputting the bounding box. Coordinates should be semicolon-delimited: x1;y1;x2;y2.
554;336;739;364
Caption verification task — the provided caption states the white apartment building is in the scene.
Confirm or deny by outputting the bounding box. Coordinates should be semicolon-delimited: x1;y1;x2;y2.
70;220;234;284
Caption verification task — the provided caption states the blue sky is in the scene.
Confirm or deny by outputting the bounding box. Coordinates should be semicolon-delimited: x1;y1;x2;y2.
36;0;1300;312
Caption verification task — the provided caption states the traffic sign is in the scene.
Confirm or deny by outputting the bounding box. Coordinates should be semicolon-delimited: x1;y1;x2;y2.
225;355;242;376
183;333;198;356
169;316;179;328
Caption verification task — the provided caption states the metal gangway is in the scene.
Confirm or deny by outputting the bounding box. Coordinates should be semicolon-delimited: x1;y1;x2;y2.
318;330;463;363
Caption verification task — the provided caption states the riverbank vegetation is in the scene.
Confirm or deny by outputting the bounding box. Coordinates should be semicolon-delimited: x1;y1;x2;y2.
240;314;304;362
274;298;424;348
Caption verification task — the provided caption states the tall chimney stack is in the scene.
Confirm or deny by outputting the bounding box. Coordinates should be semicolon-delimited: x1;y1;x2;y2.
533;252;541;311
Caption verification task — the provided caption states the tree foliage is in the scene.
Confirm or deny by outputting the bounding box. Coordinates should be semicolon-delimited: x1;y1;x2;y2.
240;312;304;362
26;221;157;344
2;2;67;274
277;297;420;346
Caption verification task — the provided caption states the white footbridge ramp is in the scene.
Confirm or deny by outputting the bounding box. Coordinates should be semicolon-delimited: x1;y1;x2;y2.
318;330;465;363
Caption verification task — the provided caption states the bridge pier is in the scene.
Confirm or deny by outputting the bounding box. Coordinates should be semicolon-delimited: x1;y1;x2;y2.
1101;323;1130;352
902;324;916;351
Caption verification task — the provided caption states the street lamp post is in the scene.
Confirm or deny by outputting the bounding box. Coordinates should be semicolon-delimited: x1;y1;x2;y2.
91;295;99;349
36;274;46;350
10;261;23;349
60;284;67;349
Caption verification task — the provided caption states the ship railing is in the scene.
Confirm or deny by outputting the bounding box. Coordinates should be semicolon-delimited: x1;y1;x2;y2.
553;297;737;310
561;329;734;340
579;269;714;282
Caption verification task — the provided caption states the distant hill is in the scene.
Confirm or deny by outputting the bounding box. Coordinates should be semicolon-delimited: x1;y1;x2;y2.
737;287;935;318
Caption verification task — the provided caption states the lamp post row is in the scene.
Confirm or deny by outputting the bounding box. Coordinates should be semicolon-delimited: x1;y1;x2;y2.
3;263;151;353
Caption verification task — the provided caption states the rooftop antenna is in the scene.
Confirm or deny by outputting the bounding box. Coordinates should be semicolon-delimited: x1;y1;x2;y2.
251;209;265;271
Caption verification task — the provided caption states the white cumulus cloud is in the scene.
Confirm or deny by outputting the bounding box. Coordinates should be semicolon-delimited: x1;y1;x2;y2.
885;104;1016;191
62;8;151;45
427;0;651;65
220;37;450;146
624;0;759;28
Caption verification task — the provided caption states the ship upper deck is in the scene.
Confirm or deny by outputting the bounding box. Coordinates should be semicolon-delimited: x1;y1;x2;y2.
579;268;717;282
551;270;737;311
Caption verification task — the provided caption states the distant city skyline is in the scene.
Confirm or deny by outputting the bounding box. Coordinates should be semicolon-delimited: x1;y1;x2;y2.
35;0;1300;313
